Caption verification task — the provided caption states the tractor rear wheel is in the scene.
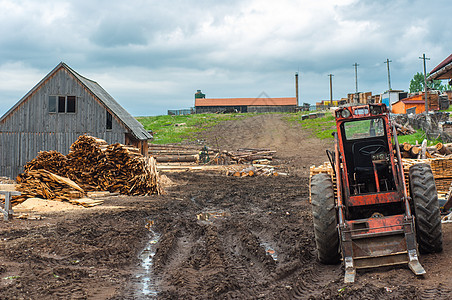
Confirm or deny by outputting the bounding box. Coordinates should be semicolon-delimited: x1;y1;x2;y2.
409;163;443;254
310;173;340;264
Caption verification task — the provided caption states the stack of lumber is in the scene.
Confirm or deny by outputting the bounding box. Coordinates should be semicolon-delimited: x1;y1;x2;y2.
98;143;161;195
149;144;275;165
309;162;337;202
15;136;162;206
149;144;201;163
14;169;85;205
429;158;452;193
66;136;108;190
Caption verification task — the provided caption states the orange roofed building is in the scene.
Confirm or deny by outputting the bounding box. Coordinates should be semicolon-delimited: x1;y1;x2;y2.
194;90;297;113
391;92;439;114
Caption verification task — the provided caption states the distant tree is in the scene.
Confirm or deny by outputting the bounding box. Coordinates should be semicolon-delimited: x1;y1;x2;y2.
409;72;452;92
409;72;424;93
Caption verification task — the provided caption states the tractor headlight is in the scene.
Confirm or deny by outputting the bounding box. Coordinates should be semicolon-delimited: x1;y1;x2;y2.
341;109;352;118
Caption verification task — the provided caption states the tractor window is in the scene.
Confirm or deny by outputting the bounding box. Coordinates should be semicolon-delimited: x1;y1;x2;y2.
344;119;385;140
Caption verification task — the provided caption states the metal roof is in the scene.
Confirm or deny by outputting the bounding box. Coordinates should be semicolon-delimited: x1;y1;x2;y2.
195;97;297;107
428;54;452;81
1;62;152;141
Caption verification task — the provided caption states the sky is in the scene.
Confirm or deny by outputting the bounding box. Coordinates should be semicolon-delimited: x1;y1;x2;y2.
0;0;451;116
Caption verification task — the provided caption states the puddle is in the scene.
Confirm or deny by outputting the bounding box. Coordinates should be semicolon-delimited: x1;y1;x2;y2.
137;226;161;298
261;241;278;261
196;211;229;221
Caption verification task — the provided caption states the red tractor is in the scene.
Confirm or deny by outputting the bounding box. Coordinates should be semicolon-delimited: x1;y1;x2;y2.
310;103;443;283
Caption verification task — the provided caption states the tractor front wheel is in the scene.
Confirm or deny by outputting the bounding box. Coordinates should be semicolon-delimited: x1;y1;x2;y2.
310;173;340;264
409;163;443;254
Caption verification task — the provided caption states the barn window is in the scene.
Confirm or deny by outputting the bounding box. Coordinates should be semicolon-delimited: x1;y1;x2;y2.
106;111;112;130
48;96;57;113
58;96;66;113
49;95;76;113
66;96;76;113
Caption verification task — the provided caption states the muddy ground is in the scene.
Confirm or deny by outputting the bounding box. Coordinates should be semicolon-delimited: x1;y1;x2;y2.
1;114;452;299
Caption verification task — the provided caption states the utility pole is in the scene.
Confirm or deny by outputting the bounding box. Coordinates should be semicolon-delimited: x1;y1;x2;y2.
295;72;299;107
353;63;359;102
419;54;430;113
384;58;392;91
328;74;334;106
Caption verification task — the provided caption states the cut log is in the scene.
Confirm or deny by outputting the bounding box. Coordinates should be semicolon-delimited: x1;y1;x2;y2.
156;155;198;163
436;143;452;155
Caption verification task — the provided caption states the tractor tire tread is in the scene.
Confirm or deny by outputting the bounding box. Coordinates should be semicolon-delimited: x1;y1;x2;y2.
409;163;443;254
310;173;340;264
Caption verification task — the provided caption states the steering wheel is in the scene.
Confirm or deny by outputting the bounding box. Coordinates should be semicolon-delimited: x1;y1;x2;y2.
358;144;385;156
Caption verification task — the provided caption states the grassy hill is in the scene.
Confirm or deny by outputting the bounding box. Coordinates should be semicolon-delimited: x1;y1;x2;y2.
137;112;441;145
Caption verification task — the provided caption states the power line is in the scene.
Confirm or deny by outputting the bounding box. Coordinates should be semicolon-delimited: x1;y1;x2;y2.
384;58;392;91
419;53;430;112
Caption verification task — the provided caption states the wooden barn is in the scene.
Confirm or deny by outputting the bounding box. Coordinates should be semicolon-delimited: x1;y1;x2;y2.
0;62;152;179
194;90;297;113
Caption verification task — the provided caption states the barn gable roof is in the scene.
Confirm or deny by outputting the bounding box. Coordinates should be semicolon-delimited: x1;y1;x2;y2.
0;62;151;140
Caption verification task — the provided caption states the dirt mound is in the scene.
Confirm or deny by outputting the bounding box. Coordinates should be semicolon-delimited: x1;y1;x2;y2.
196;114;333;176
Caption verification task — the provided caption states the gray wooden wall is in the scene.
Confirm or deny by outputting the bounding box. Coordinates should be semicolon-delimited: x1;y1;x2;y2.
0;68;128;179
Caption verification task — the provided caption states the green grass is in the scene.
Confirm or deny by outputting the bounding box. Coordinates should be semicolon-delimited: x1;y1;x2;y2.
397;128;442;146
136;113;246;144
285;112;336;139
138;111;443;146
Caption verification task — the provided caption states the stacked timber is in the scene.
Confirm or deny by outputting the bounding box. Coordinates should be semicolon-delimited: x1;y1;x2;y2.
399;142;452;159
309;162;337;202
14;169;86;205
66;136;109;190
149;144;201;163
16;135;162;204
149;144;275;165
24;151;69;175
98;143;161;195
227;148;275;164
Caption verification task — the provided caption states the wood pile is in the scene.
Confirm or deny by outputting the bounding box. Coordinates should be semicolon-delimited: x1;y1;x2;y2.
226;165;281;177
393;121;416;135
227;148;275;164
149;144;275;165
98;144;161;195
14;169;85;205
399;142;452;159
149;144;201;163
15;135;162;205
309;162;337;202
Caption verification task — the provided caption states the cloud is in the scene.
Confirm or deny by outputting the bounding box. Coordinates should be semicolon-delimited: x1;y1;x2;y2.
0;0;451;116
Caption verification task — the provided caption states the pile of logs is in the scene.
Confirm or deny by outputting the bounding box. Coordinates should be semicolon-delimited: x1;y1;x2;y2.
226;148;275;164
15;135;162;205
226;165;281;177
149;144;201;163
149;144;275;165
399;142;452;159
394;121;416;136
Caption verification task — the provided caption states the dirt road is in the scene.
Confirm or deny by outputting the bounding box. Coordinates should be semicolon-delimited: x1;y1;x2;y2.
0;114;452;299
